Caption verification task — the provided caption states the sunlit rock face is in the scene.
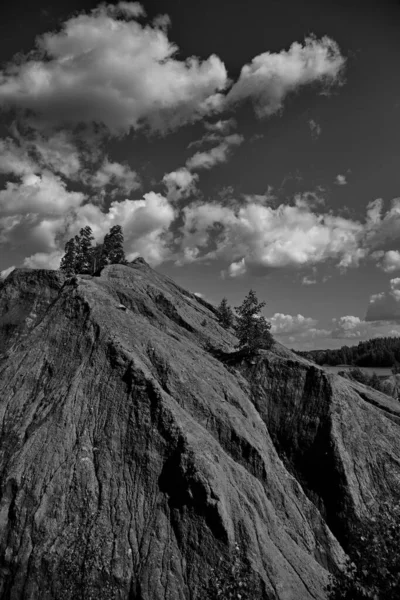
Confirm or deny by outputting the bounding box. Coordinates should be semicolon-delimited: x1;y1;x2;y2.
0;260;400;600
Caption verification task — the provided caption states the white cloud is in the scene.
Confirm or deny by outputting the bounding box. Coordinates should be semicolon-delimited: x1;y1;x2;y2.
0;3;228;135
225;257;246;278
29;132;82;178
270;313;318;335
366;278;400;322
204;118;237;133
180;196;364;270
162;167;198;201
308;119;321;140
227;36;345;117
186;134;244;171
0;171;84;217
23;251;64;270
379;250;400;273
0;265;15;280
0;138;38;176
88;158;140;194
331;315;365;339
302;275;317;285
335;174;347;186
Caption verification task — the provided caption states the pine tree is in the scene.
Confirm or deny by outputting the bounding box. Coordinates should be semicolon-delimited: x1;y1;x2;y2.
60;238;78;276
234;289;273;353
217;297;234;329
90;243;104;275
74;226;94;274
101;225;127;268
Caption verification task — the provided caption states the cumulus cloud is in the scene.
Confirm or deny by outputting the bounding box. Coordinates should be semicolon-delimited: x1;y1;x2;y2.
227;36;345;117
162;167;198;201
224;257;246;278
28;132;82;178
180;195;364;272
366;278;400;322
0;3;228;135
0;138;38;176
378;250;400;273
88;159;140;195
335;174;347;186
331;315;366;339
270;313;318;335
0;171;85;217
186;134;244;170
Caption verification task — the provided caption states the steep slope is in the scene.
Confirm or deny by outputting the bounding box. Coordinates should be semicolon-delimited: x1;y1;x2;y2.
0;261;399;600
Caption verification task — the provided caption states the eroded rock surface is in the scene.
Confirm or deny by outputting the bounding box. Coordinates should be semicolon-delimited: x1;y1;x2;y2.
0;260;399;600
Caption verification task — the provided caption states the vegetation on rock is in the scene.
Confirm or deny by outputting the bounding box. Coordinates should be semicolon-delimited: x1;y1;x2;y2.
207;544;264;599
60;225;127;275
327;502;400;600
234;289;273;353
216;297;235;329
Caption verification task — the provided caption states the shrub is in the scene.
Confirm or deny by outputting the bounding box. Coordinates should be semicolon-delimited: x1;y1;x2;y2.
326;502;400;599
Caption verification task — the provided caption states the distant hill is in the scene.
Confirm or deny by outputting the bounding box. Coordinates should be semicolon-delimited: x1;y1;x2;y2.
296;336;400;368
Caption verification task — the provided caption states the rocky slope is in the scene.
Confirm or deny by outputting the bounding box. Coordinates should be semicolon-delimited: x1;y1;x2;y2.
0;260;400;600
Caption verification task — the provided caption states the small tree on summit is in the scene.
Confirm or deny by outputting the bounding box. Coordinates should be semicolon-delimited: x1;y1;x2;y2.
74;226;94;274
101;225;127;268
60;238;78;276
234;289;273;353
217;297;234;329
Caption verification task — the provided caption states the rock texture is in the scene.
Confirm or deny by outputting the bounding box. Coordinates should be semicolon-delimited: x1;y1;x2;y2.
0;261;400;600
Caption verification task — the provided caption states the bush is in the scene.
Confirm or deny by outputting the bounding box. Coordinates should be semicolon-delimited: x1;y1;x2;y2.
207;544;262;599
327;502;400;599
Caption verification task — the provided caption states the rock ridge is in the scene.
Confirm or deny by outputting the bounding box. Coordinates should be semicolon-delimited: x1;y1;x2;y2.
0;263;399;599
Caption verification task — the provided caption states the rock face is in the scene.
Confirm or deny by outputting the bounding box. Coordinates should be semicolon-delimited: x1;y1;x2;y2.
0;261;400;600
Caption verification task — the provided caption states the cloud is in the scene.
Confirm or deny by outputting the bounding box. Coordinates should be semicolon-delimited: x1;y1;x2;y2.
0;171;85;217
0;138;38;176
28;132;82;178
204;118;237;133
0;265;15;280
270;313;318;335
302;275;317;285
0;3;228;135
335;174;347;186
308;119;321;140
23;251;64;270
366;278;400;322
0;1;346;137
88;159;140;194
331;315;365;339
180;195;364;271
224;257;246;278
186;134;244;170
162;167;198;201
378;250;400;273
226;36;345;117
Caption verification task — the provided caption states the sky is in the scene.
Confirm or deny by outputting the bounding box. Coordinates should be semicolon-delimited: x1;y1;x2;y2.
1;0;400;350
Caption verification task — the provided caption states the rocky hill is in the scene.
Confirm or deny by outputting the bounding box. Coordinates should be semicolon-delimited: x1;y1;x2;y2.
0;260;400;600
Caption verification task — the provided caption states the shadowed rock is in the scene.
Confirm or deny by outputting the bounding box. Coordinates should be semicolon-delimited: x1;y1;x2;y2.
0;261;399;599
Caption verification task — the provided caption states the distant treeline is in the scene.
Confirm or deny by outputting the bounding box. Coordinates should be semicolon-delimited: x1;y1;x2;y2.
296;336;400;368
